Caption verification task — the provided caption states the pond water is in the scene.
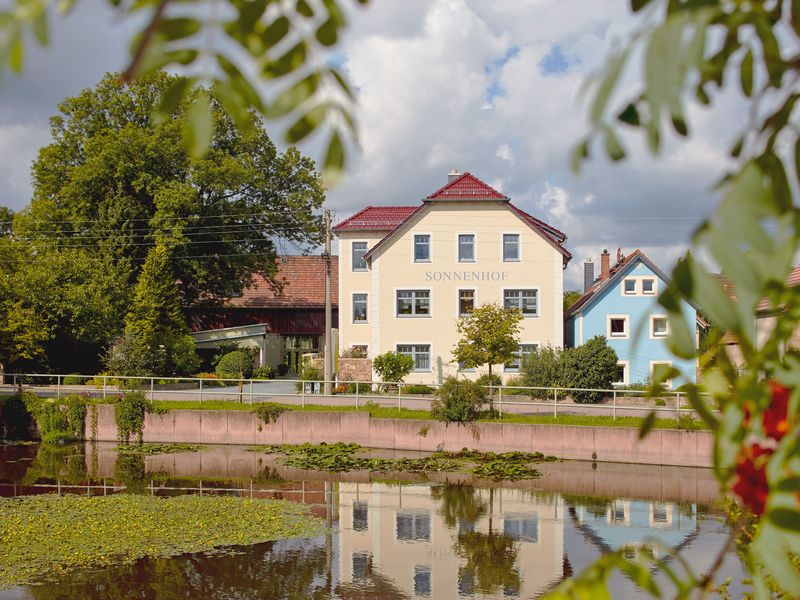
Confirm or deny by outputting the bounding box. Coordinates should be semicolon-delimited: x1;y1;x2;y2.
0;443;746;599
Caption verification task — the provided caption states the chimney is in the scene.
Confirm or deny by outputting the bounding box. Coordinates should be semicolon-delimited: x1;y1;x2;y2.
583;258;594;293
448;169;461;183
600;249;610;281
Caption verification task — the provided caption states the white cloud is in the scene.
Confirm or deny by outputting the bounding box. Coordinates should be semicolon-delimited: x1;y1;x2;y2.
495;143;515;164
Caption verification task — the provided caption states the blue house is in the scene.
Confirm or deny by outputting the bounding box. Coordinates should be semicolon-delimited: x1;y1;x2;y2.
564;249;703;386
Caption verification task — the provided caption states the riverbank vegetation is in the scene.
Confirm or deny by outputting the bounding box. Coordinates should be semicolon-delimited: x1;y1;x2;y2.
0;494;322;589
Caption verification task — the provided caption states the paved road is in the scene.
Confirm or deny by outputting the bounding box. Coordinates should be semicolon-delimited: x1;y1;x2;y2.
1;381;698;421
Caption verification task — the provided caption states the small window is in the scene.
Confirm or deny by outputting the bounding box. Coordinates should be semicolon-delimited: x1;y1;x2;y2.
458;361;476;373
458;234;475;262
615;362;628;385
396;290;430;317
642;279;656;295
505;344;538;371
458;289;475;316
651;361;674;389
652;503;669;524
609;317;628;337
397;345;431;372
396;511;431;541
414;234;430;262
652;316;668;337
503;234;520;261
503;516;538;543
504;289;538;316
353;500;368;532
352;242;368;271
352;293;368;323
414;566;432;597
623;279;636;295
352;552;371;580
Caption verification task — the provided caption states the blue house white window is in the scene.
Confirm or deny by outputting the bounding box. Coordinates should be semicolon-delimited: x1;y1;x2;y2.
607;315;629;339
642;278;656;294
623;279;636;295
650;315;669;338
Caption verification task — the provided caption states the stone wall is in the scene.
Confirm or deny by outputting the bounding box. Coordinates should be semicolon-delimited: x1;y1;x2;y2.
89;405;713;468
338;358;372;382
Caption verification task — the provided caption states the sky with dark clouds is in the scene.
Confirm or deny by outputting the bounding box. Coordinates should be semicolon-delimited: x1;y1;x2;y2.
0;0;745;288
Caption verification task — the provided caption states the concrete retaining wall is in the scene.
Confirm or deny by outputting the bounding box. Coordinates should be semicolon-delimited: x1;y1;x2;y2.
89;405;713;468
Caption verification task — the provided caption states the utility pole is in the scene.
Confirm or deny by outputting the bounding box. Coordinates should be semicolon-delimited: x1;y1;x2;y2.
323;209;333;396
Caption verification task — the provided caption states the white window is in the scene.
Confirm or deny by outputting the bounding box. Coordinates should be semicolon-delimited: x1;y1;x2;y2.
414;234;430;262
353;500;368;531
504;289;538;316
458;289;475;316
505;343;538;371
397;345;431;372
608;315;629;339
503;515;538;543
623;279;636;295
651;315;669;338
396;290;430;317
396;511;431;541
414;566;432;597
352;241;368;271
642;278;656;295
615;361;629;385
650;361;674;389
352;293;368;323
458;234;475;262
503;234;520;261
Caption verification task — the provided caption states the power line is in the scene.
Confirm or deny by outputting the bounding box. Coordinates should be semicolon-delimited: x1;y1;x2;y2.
0;209;325;227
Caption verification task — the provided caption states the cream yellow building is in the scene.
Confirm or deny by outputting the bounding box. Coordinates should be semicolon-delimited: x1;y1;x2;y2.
334;171;572;384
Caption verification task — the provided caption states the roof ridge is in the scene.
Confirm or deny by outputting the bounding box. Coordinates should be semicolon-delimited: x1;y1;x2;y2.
425;172;508;200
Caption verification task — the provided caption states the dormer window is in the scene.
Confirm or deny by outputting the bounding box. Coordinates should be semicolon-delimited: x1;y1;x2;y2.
623;279;636;295
642;279;656;295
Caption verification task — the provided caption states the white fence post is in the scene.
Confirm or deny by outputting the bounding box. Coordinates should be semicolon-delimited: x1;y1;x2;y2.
57;374;61;400
553;388;558;418
199;378;203;403
676;392;681;421
499;385;503;417
398;384;402;411
613;390;617;420
150;377;155;401
355;381;360;409
249;380;253;404
102;376;107;401
301;381;305;408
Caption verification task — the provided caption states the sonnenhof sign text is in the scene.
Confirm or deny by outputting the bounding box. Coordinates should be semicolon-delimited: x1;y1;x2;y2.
425;271;509;281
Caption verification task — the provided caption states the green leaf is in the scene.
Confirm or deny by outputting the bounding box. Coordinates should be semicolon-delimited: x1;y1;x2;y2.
237;0;268;29
216;54;265;112
157;18;201;41
631;0;653;11
296;0;314;17
323;129;345;186
617;103;640;127
730;135;744;158
777;477;800;492
266;73;320;119
9;33;22;72
769;509;800;532
639;411;656;439
32;11;48;46
740;48;753;97
590;52;627;124
604;129;625;161
183;92;214;158
262;15;289;48
753;16;783;87
154;77;194;123
616;556;661;595
330;68;354;99
316;18;338;46
671;113;688;137
263;41;307;79
795;137;800;188
570;139;590;174
285;104;326;144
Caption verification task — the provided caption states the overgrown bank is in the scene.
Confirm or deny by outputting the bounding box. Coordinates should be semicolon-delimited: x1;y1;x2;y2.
0;494;322;589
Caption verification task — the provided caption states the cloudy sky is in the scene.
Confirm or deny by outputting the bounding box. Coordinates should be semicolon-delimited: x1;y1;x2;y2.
0;0;744;288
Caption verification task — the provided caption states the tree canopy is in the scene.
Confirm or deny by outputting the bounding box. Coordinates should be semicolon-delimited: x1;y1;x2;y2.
452;303;522;378
0;72;325;372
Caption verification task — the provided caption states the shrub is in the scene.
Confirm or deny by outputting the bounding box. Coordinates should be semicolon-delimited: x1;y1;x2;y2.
215;351;254;379
346;382;371;394
518;345;564;399
104;331;166;377
276;363;289;376
475;373;502;389
252;402;288;426
334;384;349;394
655;398;667;407
253;365;276;380
431;376;487;424
196;372;225;387
63;374;86;385
401;384;435;395
561;336;619;404
0;392;37;440
87;373;124;389
372;351;414;387
114;390;158;444
340;346;367;359
168;334;201;376
294;366;323;392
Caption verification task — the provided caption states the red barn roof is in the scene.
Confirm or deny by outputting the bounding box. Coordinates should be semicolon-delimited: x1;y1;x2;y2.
426;172;508;200
226;255;338;308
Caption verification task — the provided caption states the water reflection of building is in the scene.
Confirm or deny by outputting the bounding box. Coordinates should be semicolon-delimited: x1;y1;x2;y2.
337;482;565;599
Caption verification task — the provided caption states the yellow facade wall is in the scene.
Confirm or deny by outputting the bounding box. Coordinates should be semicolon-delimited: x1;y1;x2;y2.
337;201;565;384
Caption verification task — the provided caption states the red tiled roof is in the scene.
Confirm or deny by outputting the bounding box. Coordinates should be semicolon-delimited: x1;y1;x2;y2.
333;206;418;231
714;266;799;312
426;172;508;200
226;255;338;308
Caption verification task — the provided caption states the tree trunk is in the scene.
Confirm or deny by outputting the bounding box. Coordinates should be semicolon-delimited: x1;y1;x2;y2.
237;370;243;403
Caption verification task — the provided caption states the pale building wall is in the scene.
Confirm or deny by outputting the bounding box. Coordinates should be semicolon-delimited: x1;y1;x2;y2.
337;482;564;599
338;202;565;384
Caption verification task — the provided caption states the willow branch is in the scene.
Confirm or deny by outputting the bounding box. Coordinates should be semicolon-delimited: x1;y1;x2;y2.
121;0;171;83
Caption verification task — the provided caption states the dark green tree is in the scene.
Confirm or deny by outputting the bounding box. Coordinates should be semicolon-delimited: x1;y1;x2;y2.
560;336;618;404
563;289;582;312
5;72;324;372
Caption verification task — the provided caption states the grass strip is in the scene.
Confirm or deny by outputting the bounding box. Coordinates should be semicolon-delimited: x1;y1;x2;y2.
0;494;322;589
151;400;708;430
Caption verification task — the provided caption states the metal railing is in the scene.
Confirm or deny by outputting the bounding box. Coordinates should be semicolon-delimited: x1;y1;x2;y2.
0;372;710;420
